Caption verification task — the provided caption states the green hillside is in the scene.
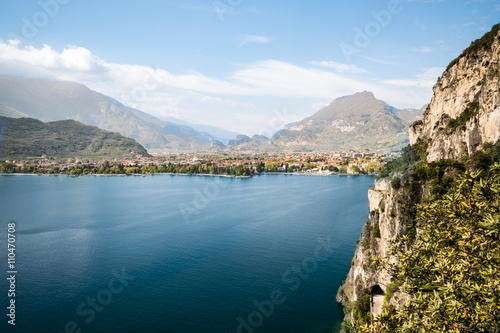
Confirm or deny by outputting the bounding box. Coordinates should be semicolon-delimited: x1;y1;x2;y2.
0;116;150;159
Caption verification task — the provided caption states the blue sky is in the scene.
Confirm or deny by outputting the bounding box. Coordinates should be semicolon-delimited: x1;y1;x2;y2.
0;0;499;135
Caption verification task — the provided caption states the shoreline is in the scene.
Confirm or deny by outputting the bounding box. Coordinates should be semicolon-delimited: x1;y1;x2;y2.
0;172;376;178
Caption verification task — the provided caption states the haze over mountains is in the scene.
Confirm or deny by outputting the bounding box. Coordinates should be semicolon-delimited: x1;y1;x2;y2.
0;76;423;153
0;76;220;150
231;92;423;151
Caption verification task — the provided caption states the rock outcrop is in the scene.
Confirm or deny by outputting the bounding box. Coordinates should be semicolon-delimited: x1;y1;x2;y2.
410;25;500;162
338;23;500;329
337;174;428;300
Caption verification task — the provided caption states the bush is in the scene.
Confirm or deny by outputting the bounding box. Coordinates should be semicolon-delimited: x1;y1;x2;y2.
378;143;427;179
383;282;400;305
446;101;479;132
351;288;372;327
376;164;500;332
391;176;401;190
371;223;381;238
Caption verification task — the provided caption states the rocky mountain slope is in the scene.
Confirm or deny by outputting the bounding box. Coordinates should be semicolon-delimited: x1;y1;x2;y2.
395;105;425;126
338;23;500;331
0;116;150;159
227;91;421;152
0;76;214;150
271;91;410;151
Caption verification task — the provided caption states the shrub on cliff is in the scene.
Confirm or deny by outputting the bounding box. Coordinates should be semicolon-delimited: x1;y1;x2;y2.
374;164;500;332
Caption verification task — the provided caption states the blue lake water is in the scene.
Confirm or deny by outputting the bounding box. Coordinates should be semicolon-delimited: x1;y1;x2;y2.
0;174;373;333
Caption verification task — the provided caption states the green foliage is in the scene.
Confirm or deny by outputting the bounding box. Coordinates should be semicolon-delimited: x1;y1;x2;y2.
405;225;416;239
0;160;254;177
330;166;340;172
390;176;401;190
371;223;381;238
446;101;480;133
467;140;500;171
0;162;15;173
378;142;427;179
376;164;500;332
383;281;400;305
411;119;424;128
264;160;279;171
349;288;372;329
0;116;149;159
350;165;361;174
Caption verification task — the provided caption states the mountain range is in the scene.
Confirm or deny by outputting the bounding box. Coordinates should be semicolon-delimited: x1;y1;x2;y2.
0;76;423;153
0;76;221;150
229;92;423;152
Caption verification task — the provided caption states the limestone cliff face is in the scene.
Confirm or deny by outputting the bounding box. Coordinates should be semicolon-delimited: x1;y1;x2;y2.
337;175;428;310
338;24;500;326
410;28;500;162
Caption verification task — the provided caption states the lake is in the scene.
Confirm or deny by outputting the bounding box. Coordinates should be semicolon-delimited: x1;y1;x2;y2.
0;174;373;333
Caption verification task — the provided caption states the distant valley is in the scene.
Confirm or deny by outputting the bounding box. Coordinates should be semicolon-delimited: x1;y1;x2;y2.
0;76;422;154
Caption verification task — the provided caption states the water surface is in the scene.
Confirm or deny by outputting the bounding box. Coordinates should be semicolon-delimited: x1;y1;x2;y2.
0;174;373;333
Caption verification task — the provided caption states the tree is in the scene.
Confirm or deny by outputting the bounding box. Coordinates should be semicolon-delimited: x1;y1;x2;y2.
350;165;361;174
1;162;16;173
264;161;278;172
375;164;500;332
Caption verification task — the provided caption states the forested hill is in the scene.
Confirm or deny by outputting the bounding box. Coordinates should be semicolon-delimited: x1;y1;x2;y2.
0;116;150;159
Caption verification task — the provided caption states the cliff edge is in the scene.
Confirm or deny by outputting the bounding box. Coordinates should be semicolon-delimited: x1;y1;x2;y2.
410;24;500;162
338;24;500;332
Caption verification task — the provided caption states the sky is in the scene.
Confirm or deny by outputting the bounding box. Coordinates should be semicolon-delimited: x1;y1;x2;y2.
0;0;499;136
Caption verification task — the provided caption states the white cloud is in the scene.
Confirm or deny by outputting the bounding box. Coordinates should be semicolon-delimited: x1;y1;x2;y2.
496;4;500;11
0;40;435;130
359;56;396;65
383;67;444;88
238;34;271;47
230;59;375;98
410;46;434;53
310;61;367;73
0;40;370;100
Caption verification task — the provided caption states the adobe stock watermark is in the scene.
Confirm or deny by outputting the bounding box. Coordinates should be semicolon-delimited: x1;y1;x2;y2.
179;178;229;224
229;235;338;333
8;0;71;43
258;107;293;139
213;0;244;21
120;67;164;108
340;0;403;62
49;268;135;333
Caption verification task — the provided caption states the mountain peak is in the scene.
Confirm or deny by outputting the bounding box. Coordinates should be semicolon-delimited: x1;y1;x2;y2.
270;91;409;151
333;91;376;104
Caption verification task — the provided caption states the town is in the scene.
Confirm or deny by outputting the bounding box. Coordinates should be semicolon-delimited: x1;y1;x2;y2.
0;151;394;176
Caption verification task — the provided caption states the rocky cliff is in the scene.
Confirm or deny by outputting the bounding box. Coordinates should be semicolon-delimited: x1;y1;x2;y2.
337;173;429;311
410;25;500;162
338;23;500;330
